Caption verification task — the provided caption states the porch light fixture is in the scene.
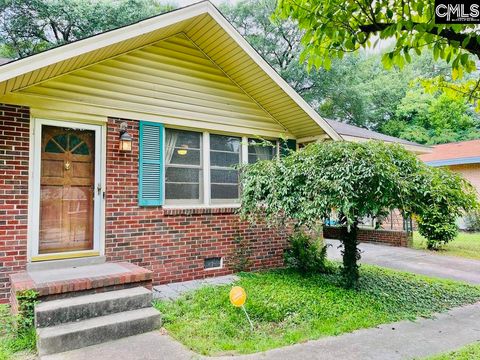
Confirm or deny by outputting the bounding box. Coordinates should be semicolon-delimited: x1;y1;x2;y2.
177;144;188;156
119;122;132;152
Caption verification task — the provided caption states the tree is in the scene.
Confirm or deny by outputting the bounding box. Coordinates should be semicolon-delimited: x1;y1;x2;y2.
221;0;327;103
240;141;478;287
382;88;480;144
275;0;480;103
0;0;173;58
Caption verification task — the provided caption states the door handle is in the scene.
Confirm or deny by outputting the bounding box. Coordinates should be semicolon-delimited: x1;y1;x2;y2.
97;183;102;195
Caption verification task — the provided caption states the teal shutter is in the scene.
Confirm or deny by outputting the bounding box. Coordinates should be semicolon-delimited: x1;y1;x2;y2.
138;121;164;206
280;139;297;157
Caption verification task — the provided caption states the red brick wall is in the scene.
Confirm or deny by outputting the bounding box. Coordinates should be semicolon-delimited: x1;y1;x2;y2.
0;104;30;303
323;226;413;247
106;118;287;285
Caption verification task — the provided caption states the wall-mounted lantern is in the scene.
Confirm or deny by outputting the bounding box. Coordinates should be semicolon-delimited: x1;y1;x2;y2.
119;122;132;152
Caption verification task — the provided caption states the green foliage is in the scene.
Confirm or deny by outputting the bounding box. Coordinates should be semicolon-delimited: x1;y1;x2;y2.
0;302;37;360
154;266;480;355
0;0;173;58
275;0;479;78
425;342;480;360
284;231;331;274
383;88;480;145
415;167;478;248
15;290;38;334
274;0;480;111
240;141;478;285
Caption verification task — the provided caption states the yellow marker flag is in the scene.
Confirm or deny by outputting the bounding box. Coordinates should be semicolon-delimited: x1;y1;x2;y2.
229;286;253;330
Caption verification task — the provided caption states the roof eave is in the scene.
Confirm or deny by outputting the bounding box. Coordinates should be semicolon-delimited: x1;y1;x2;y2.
425;156;480;167
341;135;432;154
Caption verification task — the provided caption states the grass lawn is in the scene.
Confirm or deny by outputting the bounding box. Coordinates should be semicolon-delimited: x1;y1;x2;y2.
413;231;480;260
154;265;480;355
0;305;36;360
424;342;480;359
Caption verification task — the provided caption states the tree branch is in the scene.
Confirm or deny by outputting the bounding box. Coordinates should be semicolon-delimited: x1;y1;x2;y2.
358;22;480;57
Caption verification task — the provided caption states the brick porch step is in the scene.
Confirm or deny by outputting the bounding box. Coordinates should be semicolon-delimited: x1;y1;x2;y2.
9;262;153;312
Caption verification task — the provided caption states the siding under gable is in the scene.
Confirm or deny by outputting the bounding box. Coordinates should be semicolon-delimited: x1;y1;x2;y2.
14;33;289;138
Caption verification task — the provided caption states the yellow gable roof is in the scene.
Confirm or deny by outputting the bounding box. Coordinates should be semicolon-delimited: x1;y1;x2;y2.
0;1;340;140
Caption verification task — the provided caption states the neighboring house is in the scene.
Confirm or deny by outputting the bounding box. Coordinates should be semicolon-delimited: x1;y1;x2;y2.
420;139;480;197
420;139;480;229
326;119;430;154
0;1;428;304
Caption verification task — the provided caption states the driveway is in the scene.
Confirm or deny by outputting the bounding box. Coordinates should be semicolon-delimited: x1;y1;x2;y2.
326;239;480;284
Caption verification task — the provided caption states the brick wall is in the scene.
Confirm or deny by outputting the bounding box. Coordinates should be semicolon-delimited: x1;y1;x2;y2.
106;118;288;285
323;226;413;247
0;104;30;303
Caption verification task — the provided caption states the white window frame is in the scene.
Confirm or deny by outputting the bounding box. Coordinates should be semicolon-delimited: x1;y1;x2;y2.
163;129;278;208
164;128;204;206
204;256;224;271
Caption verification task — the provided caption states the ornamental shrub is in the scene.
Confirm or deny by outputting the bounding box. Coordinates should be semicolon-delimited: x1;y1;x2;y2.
240;140;478;287
284;231;331;274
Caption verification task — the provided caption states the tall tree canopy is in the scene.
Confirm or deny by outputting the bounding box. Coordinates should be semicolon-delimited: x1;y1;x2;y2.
0;0;173;58
275;0;480;105
223;0;480;141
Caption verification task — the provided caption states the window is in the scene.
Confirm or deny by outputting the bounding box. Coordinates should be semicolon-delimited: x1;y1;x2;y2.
204;257;222;269
140;124;283;207
248;138;277;163
165;129;202;204
210;134;241;202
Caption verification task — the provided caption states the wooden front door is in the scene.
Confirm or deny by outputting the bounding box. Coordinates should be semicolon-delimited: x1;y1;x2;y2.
39;125;95;254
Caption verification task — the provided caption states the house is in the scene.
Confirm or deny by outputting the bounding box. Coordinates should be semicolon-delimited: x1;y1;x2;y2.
420;139;480;229
0;1;429;306
326;119;430;154
420;139;480;197
0;1;343;305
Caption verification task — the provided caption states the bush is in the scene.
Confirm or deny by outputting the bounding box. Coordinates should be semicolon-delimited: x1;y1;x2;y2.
15;290;38;335
0;290;38;360
284;231;331;274
417;209;459;249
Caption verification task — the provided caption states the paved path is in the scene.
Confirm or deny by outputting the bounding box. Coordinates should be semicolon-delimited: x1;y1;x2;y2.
326;239;480;284
42;302;480;360
153;275;238;300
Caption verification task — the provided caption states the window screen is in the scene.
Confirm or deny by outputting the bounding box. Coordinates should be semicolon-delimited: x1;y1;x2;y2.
209;134;241;202
165;129;203;204
204;257;222;269
248;139;277;163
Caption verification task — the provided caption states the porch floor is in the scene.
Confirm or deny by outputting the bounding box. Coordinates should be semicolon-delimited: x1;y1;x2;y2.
10;262;153;308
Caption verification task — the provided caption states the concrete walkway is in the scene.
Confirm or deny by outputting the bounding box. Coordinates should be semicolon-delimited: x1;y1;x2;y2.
326;239;480;284
42;302;480;360
153;275;238;300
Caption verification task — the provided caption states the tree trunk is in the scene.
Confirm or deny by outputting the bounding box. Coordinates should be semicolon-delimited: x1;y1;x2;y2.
341;221;360;288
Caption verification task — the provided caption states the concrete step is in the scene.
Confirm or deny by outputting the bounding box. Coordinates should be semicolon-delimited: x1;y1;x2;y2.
35;287;152;328
37;307;161;356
